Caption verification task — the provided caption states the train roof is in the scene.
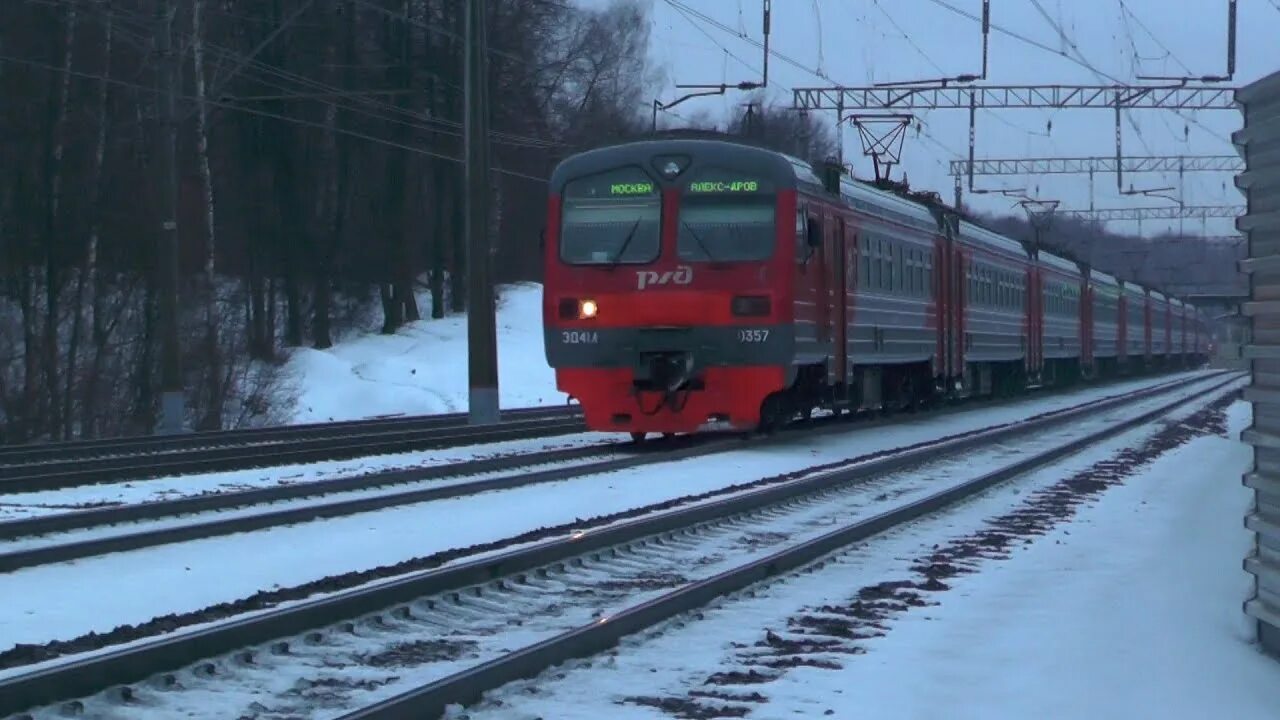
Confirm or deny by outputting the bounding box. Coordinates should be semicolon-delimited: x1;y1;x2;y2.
836;176;940;234
1120;279;1147;296
549;137;799;190
957;220;1031;259
1151;290;1167;303
1091;269;1120;287
1039;249;1082;276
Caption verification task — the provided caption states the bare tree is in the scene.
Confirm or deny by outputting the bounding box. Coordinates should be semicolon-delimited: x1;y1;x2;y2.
192;0;224;429
43;2;78;437
70;0;114;439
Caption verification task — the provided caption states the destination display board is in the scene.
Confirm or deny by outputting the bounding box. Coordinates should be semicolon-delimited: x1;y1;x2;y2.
684;168;773;195
562;166;659;199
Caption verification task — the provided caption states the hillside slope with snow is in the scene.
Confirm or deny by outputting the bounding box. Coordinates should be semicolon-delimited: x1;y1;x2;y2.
277;283;564;424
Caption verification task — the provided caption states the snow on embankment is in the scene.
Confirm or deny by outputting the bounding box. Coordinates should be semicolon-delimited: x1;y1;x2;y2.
278;283;563;424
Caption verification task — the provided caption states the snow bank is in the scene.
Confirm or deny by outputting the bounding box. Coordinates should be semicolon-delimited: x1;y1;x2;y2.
819;397;1280;717
455;393;1280;720
768;399;1280;719
277;283;563;424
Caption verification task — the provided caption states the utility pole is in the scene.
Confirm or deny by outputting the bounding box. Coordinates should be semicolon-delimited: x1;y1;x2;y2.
464;0;499;425
156;0;185;434
651;1;771;131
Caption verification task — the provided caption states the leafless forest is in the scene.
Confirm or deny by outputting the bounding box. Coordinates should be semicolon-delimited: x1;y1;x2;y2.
0;0;1238;444
0;0;671;442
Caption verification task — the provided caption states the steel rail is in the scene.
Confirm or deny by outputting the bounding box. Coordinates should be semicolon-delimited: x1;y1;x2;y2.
339;372;1244;720
0;405;577;463
0;436;737;573
0;413;586;492
0;440;630;541
0;370;1235;719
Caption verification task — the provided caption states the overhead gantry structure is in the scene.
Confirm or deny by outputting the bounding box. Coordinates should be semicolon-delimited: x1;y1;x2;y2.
792;83;1241;207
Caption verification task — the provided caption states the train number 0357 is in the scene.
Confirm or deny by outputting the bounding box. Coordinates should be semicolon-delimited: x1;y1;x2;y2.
737;329;770;343
561;330;599;344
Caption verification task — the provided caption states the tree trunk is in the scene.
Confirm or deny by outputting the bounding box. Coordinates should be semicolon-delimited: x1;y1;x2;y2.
429;165;446;319
20;268;40;442
134;278;157;434
447;1;466;313
267;274;278;351
270;110;305;347
266;114;305;348
311;0;345;351
397;179;419;322
376;0;418;333
423;0;446;320
65;258;87;439
379;282;401;334
247;238;270;360
284;259;303;346
43;2;78;438
67;3;112;440
192;0;224;430
313;94;338;350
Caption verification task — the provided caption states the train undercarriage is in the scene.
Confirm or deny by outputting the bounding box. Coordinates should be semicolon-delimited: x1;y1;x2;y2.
676;351;1204;444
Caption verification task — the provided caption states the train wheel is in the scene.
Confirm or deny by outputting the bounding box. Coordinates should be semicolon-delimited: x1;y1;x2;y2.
898;375;916;413
758;393;785;435
630;431;647;443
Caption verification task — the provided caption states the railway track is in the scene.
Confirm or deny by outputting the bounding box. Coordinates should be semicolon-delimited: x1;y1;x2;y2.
0;435;726;572
0;372;1222;574
0;406;583;492
0;370;1240;720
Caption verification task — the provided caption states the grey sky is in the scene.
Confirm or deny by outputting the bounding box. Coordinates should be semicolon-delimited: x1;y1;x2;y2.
578;0;1279;237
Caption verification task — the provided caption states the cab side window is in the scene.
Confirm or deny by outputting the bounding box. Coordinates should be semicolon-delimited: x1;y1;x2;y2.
795;206;808;262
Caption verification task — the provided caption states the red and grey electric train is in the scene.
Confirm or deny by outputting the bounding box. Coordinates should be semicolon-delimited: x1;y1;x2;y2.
542;135;1211;439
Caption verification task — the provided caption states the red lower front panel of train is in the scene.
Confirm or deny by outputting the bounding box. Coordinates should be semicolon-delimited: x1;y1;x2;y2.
543;287;797;436
555;364;786;435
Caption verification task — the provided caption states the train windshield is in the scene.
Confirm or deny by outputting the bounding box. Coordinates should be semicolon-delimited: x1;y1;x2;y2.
559;168;661;265
677;172;776;263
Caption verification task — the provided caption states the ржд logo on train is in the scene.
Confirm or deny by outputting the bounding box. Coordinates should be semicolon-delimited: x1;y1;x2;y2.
636;265;693;290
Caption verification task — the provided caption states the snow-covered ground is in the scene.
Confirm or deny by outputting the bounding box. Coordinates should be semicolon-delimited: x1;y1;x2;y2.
30;378;1242;720
277;283;561;424
463;394;1279;720
827;398;1280;718
0;372;1233;666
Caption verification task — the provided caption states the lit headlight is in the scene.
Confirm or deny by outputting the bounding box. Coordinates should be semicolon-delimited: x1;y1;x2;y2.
579;299;598;319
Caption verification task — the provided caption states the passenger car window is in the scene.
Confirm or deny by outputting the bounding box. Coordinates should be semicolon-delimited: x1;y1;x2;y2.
677;200;777;263
678;168;778;263
560;167;661;265
859;239;870;287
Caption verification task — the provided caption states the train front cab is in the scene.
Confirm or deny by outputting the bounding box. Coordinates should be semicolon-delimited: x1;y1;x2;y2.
542;140;804;436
